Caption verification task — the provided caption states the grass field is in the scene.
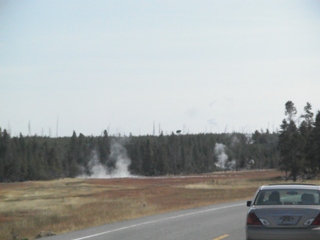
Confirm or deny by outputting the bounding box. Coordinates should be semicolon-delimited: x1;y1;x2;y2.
0;170;308;240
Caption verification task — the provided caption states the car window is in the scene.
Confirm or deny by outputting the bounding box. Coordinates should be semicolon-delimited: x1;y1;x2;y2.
254;189;320;205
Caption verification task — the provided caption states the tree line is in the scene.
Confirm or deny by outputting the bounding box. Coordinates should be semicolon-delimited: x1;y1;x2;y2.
0;101;318;182
0;130;278;182
278;101;320;181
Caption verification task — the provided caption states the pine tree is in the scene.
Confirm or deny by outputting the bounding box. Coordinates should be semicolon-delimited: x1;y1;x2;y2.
26;140;36;180
0;128;4;181
300;102;314;130
287;121;304;181
19;133;28;180
312;111;320;171
99;130;110;165
278;101;304;181
285;101;297;122
141;139;153;176
66;131;79;177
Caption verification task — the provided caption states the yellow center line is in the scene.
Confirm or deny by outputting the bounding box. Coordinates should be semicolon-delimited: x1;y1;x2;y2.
213;234;229;240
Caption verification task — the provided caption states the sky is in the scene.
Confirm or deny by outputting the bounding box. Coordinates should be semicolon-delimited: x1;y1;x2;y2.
1;0;320;137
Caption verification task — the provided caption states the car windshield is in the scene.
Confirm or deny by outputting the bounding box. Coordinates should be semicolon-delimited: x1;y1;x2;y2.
254;189;320;205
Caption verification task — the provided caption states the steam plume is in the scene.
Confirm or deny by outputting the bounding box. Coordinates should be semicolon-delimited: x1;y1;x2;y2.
214;143;228;169
214;143;236;170
79;140;133;179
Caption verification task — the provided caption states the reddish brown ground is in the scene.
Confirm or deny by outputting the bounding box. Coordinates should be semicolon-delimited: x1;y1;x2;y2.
0;170;284;240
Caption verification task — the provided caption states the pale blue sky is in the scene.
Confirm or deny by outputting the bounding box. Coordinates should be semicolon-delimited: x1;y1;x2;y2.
1;0;320;136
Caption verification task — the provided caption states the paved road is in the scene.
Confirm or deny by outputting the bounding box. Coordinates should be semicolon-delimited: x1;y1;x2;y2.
46;200;248;240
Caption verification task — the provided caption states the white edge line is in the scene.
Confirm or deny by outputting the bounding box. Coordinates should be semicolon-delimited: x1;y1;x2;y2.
72;203;243;240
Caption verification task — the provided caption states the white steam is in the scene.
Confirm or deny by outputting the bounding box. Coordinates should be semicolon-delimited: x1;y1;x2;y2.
108;141;132;178
214;143;228;169
79;141;133;179
214;143;236;170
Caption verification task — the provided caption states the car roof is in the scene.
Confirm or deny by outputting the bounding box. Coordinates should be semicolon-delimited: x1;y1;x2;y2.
258;184;320;191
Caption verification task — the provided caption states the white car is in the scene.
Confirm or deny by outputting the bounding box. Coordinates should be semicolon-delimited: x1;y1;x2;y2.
246;184;320;240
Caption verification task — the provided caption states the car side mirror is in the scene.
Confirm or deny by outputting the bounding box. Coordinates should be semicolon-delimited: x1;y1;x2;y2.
247;201;252;207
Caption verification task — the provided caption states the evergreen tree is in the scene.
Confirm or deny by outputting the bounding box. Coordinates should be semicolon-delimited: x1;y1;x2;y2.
26;140;35;180
168;132;178;173
99;130;110;165
19;134;28;180
66;131;79;177
0;128;4;181
315;112;320;171
47;146;62;178
287;121;304;181
278;101;304;181
0;154;3;182
285;101;297;122
300;102;314;130
141;139;153;176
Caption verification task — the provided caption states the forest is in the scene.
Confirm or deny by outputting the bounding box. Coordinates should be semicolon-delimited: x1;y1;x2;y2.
0;101;319;182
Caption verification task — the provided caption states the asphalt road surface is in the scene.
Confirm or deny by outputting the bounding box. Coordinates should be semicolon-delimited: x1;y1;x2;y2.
46;200;247;240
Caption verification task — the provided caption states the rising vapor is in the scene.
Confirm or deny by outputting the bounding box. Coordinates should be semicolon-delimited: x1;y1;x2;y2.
79;140;133;179
214;143;228;169
214;143;236;170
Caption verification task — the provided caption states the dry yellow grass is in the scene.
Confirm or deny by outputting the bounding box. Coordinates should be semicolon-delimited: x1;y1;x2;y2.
0;170;313;240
